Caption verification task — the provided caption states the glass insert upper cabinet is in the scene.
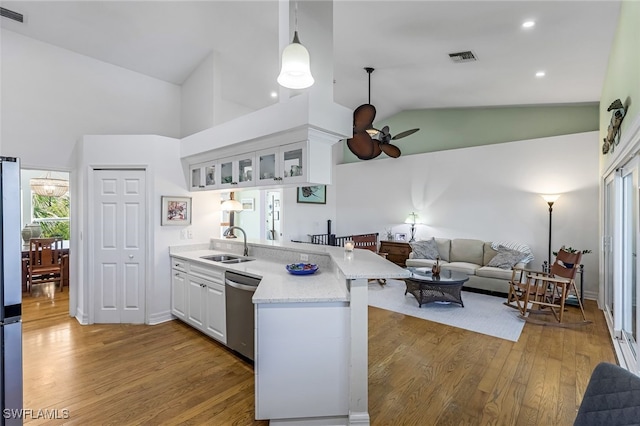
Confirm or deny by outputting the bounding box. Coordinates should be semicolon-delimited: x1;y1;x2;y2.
218;153;256;189
190;161;218;191
256;141;308;185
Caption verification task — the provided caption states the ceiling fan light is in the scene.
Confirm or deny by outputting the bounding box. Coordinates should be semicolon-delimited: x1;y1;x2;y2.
277;31;314;89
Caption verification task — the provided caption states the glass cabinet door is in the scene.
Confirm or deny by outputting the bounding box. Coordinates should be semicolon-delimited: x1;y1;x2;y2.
257;150;278;184
191;167;203;190
204;163;217;189
220;159;233;186
236;155;255;187
280;142;307;184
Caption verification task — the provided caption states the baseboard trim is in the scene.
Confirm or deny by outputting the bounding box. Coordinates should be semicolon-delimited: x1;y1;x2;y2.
75;307;88;325
148;310;173;325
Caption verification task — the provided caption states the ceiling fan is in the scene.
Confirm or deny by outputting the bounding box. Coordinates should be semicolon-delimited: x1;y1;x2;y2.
346;67;419;160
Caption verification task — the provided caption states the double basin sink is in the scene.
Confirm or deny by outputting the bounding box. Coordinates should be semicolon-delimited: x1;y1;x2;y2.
200;254;254;264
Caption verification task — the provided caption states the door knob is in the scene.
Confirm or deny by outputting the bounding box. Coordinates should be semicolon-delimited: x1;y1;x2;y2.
129;255;134;259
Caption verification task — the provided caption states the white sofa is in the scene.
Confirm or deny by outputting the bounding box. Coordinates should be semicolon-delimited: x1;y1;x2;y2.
405;238;531;294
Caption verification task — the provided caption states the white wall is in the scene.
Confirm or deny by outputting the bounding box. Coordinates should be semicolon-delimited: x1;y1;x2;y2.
73;135;220;324
335;132;600;298
0;29;181;169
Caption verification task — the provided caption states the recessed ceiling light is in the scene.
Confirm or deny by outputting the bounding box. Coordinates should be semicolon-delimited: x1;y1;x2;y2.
270;91;278;98
536;71;546;78
522;20;535;28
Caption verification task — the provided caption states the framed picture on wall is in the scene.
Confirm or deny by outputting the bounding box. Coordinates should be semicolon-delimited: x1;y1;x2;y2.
297;185;326;204
161;196;192;226
241;198;254;211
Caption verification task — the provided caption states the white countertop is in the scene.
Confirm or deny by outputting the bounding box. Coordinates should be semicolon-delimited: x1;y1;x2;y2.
170;239;410;304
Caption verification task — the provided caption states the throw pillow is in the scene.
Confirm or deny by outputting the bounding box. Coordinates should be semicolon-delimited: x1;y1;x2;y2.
491;241;534;264
410;238;440;260
487;245;527;269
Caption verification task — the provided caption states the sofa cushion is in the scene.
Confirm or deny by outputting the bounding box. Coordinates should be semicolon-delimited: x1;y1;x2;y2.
483;243;498;266
410;238;440;260
486;245;528;269
441;262;481;275
476;266;515;280
406;258;449;268
435;239;451;262
450;239;484;265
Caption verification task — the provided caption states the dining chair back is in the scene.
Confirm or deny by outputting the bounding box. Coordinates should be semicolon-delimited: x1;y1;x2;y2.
28;238;64;293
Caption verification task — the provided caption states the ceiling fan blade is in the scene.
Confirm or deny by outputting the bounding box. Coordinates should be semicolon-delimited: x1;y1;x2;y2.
380;143;401;158
391;128;420;140
347;133;375;160
353;104;376;134
370;141;382;159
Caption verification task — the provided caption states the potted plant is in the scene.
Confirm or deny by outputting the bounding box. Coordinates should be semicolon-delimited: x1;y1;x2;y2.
553;246;592;268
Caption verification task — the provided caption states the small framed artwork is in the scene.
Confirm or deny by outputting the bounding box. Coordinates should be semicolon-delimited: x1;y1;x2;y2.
297;185;326;204
161;196;192;226
395;233;407;242
241;198;254;211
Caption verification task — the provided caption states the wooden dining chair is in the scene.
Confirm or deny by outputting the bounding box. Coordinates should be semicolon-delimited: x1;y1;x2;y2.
352;233;388;285
28;238;64;293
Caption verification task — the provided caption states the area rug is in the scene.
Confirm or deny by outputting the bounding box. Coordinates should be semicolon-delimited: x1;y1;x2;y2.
368;279;525;342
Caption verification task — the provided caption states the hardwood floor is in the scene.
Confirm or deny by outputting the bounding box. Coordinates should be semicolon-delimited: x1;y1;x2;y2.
21;284;615;425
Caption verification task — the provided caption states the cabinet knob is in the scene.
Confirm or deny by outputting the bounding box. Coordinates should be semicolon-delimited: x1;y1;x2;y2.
231;182;238;185
129;255;134;259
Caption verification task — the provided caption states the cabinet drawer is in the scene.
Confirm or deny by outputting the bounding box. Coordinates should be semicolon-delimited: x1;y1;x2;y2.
171;259;188;273
190;263;224;282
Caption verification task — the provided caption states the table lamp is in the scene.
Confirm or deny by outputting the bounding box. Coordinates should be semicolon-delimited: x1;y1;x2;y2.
404;212;420;242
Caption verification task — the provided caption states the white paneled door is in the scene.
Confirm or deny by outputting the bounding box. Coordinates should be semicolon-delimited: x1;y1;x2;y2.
93;169;146;324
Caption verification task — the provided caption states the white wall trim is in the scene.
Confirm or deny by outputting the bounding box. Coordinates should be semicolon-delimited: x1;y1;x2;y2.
148;311;173;325
74;307;88;325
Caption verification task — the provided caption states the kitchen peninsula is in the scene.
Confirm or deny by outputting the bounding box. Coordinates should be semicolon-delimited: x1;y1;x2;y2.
169;238;409;425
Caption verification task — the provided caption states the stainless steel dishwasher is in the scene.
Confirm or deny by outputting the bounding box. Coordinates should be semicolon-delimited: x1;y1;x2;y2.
225;271;260;361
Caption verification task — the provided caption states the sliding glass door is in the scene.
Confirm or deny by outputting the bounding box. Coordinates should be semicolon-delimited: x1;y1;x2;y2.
620;159;639;371
603;173;616;326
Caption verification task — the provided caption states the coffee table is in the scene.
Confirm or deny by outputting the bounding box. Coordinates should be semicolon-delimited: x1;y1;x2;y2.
404;267;469;307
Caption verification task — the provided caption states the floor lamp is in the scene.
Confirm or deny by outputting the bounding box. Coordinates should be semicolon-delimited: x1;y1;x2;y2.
541;194;560;266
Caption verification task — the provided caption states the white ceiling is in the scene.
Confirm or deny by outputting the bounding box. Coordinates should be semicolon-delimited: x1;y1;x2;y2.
0;1;621;121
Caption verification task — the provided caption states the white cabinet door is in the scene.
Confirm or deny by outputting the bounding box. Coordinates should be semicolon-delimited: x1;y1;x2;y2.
190;162;218;190
255;302;350;420
187;276;206;330
205;281;226;343
218;153;256;189
256;148;279;185
171;270;187;320
279;141;307;184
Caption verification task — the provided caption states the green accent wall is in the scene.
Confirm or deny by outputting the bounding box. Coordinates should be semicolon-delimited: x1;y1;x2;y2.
342;103;598;163
600;0;639;170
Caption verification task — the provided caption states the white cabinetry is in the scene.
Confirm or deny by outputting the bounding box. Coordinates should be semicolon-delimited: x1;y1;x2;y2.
189;161;218;191
255;302;350;420
171;260;188;320
218;153;256;189
256;141;308;185
171;258;226;344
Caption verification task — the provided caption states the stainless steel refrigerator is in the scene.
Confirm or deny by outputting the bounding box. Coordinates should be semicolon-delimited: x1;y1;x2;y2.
1;156;23;426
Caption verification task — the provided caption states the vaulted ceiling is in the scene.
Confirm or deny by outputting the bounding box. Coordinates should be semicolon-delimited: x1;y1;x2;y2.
1;1;621;120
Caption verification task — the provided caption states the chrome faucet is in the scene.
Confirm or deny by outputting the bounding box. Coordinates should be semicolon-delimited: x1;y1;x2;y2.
223;226;248;257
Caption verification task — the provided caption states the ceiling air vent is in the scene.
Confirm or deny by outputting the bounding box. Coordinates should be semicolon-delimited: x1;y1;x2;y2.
1;7;24;23
448;51;477;63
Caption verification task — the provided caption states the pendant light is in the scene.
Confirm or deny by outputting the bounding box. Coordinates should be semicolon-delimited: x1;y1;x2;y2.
30;172;69;197
277;1;314;89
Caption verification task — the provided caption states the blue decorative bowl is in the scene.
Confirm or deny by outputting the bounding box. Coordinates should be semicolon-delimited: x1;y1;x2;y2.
286;263;318;275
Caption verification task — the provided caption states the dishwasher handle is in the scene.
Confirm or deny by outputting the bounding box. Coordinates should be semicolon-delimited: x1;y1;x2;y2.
225;278;258;292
